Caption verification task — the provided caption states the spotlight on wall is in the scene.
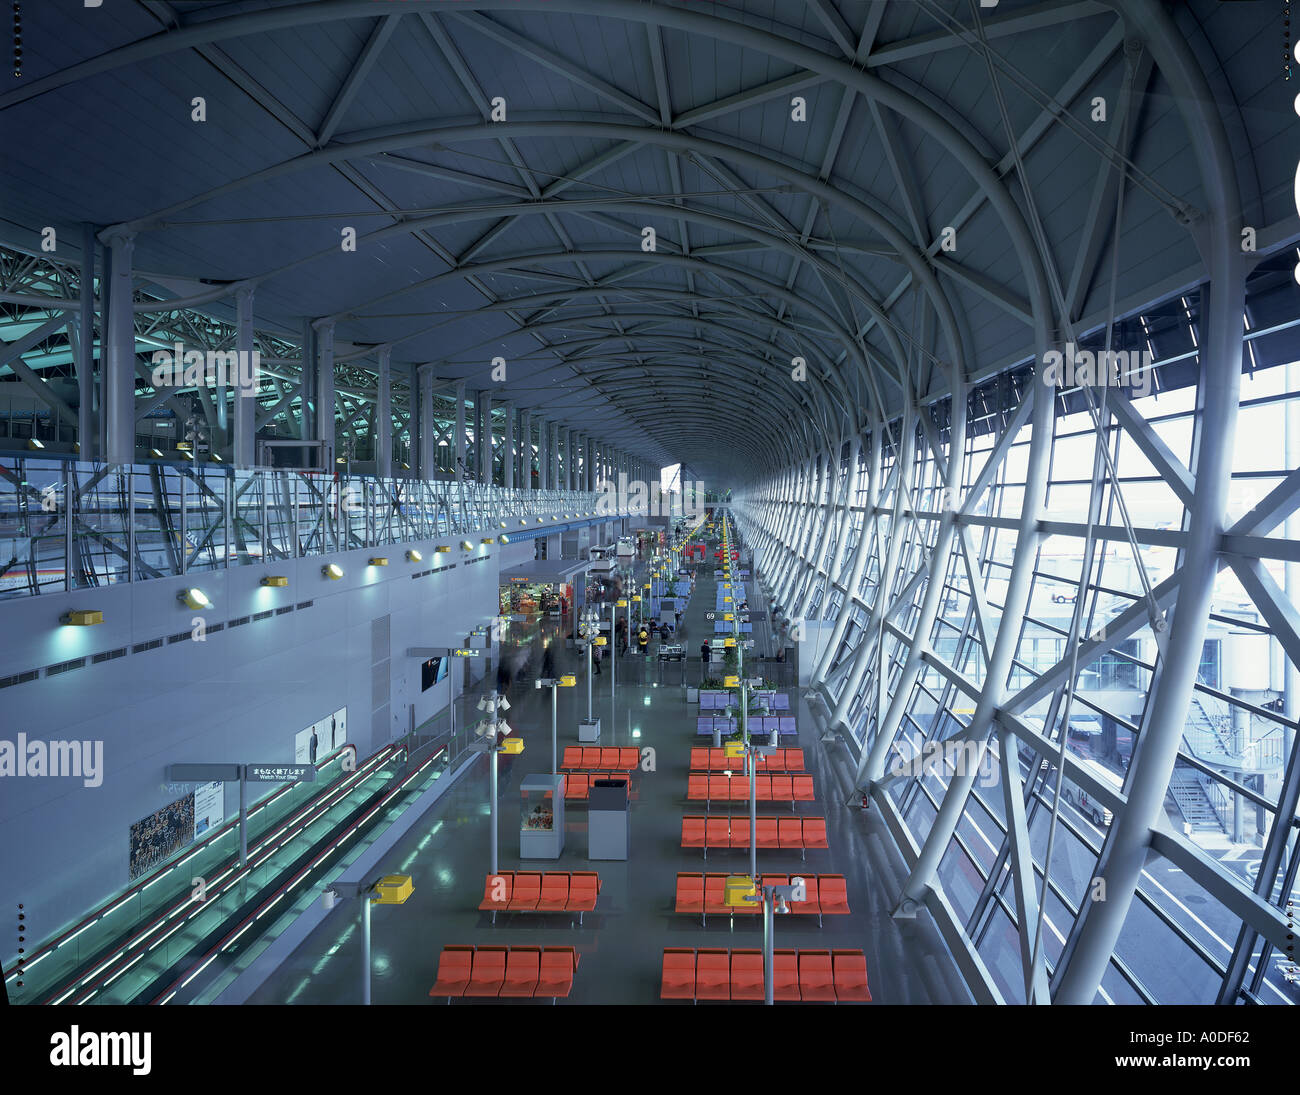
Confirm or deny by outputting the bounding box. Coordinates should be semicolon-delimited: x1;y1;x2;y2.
178;588;211;610
499;521;507;529
406;549;423;562
499;534;510;544
27;438;44;451
460;540;473;551
481;537;495;545
537;517;544;524
323;563;344;580
435;545;451;553
60;609;103;626
149;447;165;458
261;575;289;587
370;557;389;566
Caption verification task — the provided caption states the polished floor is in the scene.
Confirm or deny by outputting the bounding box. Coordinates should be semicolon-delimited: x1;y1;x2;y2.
249;554;972;1004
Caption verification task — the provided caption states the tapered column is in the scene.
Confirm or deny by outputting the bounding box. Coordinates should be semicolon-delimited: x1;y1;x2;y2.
477;390;493;483
537;417;549;490
520;410;532;488
418;365;436;479
501;401;515;489
103;230;136;465
233;287;257;469
453;380;466;482
313;319;336;466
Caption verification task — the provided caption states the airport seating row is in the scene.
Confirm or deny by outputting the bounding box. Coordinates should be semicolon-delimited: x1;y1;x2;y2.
680;815;828;859
660;947;870;1002
674;872;849;926
562;772;632;801
699;691;790;710
689;746;804;771
560;746;640;771
696;716;797;736
431;945;579;1002
686;772;814;806
478;871;601;924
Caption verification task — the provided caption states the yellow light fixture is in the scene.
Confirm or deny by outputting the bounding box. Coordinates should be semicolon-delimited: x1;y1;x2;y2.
27;438;44;450
481;537;495;545
537;517;544;523
61;609;102;626
499;534;510;544
406;549;422;562
519;519;528;526
370;557;389;566
323;563;344;580
435;545;451;553
499;521;507;529
460;540;473;551
261;575;289;588
149;447;164;458
178;587;211;610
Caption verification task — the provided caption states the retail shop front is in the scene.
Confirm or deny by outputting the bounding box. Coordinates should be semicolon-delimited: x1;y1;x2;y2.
498;558;593;645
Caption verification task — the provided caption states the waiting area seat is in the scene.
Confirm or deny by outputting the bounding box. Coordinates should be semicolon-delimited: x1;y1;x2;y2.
562;772;635;802
478;871;602;924
685;772;815;808
431;944;580;1003
561;746;640;772
680;815;829;860
689;747;806;772
659;947;870;1003
675;872;850;927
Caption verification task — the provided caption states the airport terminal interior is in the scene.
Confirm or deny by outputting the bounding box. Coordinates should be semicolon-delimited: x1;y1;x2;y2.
1;0;1299;1012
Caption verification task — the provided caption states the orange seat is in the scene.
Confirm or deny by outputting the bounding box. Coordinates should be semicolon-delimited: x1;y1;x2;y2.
599;747;620;769
791;875;820;916
619;747;640;769
729;817;750;848
799;950;836;1001
708;775;729;802
682;816;706;848
661;949;696;1000
580;747;602;768
567;872;599;914
785;748;805;771
687;774;708;801
676;873;704;915
499;946;541;998
507;872;541;911
756;817;780;848
479;871;513;911
705;817;729;848
561;747;583;770
772;949;800;1001
833;950;871;1002
802;817;829;849
464;945;507;996
769;775;792;801
690;747;709;770
536;872;570;911
705;747;723;770
778;817;803;849
429;945;474;999
703;874;728;916
538;947;579;999
565;773;589;800
761;873;788;893
792;774;815;802
695;949;730;1000
730;950;764;1001
819;875;850;915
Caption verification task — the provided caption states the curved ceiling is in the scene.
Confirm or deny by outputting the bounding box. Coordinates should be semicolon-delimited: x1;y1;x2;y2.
0;0;1288;483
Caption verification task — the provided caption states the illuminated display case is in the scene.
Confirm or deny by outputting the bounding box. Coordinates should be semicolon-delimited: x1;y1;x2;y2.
519;774;565;859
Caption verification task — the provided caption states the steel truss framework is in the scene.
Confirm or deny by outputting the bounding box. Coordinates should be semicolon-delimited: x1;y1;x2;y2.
0;0;1297;1004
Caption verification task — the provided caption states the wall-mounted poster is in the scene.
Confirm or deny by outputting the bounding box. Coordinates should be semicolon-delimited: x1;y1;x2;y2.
193;781;224;839
294;707;348;766
129;794;195;881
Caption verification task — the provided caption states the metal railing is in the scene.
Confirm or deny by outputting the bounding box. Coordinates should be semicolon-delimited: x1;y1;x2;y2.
0;457;619;600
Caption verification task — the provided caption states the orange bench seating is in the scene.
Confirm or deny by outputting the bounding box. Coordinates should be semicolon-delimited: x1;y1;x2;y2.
561;746;640;771
431;944;580;1003
674;873;849;927
661;947;870;1003
562;772;635;801
686;772;815;807
478;871;601;924
689;747;805;772
680;815;829;859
